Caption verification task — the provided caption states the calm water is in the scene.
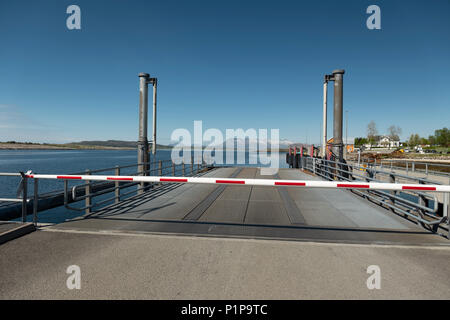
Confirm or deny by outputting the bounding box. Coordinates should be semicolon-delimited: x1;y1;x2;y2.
0;149;288;223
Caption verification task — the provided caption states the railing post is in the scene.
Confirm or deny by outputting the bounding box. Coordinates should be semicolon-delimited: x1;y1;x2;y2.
115;166;120;204
21;175;28;222
172;162;175;176
85;169;91;215
182;162;185;176
191;155;194;176
425;163;428;176
443;192;449;239
33;178;38;226
389;174;396;208
412;162;415;172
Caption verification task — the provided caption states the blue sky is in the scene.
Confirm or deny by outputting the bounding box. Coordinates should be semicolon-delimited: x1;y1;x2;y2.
0;0;449;144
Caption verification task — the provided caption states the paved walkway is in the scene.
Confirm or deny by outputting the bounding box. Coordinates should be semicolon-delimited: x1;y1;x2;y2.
1;230;449;299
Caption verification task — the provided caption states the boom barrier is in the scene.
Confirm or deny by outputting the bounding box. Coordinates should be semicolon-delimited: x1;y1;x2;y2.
25;173;450;193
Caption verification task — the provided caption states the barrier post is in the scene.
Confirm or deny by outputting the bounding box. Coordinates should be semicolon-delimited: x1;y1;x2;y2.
21;175;27;222
85;169;91;214
115;166;120;203
22;175;28;222
172;163;175;176
389;174;396;207
33;178;38;225
158;160;162;176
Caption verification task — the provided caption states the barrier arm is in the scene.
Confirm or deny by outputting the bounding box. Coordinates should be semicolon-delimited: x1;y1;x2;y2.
24;173;450;193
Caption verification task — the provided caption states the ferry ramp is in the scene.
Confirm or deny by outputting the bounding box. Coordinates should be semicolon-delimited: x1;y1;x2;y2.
47;167;446;245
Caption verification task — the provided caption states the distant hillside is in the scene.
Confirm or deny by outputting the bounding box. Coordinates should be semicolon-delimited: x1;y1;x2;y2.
68;140;172;149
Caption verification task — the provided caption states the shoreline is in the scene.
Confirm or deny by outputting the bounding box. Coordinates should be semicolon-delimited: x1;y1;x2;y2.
0;143;135;151
0;144;288;152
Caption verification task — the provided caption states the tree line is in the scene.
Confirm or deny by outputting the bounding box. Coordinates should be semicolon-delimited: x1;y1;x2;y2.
406;128;449;147
354;121;449;148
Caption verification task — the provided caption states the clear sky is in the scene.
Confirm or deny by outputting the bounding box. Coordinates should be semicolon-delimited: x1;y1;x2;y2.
0;0;449;145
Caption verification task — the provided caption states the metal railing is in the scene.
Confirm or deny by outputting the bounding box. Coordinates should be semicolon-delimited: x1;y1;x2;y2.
303;157;449;237
0;157;207;225
351;159;450;178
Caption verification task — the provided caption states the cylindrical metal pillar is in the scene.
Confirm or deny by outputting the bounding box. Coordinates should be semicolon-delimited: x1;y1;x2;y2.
322;80;328;158
332;69;345;163
138;73;150;194
138;73;150;178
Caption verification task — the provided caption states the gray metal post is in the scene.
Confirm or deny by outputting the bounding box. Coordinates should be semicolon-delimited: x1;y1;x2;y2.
389;174;396;207
332;69;345;163
115;166;120;204
138;73;150;194
443;192;449;239
33;179;38;225
85;169;91;214
172;163;175;176
21;176;27;222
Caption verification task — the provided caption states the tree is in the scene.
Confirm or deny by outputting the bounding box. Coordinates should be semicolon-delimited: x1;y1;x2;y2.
434;127;449;147
387;125;402;141
354;137;368;147
408;134;420;147
420;137;429;145
367;121;378;146
428;135;436;146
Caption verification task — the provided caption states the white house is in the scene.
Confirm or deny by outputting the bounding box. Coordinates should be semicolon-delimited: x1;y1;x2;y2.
377;136;400;148
363;136;400;149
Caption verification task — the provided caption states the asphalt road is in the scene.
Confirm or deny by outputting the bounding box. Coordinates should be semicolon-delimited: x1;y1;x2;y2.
1;230;449;299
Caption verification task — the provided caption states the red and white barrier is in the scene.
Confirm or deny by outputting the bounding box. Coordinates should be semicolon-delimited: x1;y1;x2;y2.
24;173;450;193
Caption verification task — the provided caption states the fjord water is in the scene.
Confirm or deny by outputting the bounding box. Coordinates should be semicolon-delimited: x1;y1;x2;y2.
0;149;288;223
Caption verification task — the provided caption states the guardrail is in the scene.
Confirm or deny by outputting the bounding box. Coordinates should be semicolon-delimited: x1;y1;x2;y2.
0;157;207;225
352;159;450;178
303;157;450;237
